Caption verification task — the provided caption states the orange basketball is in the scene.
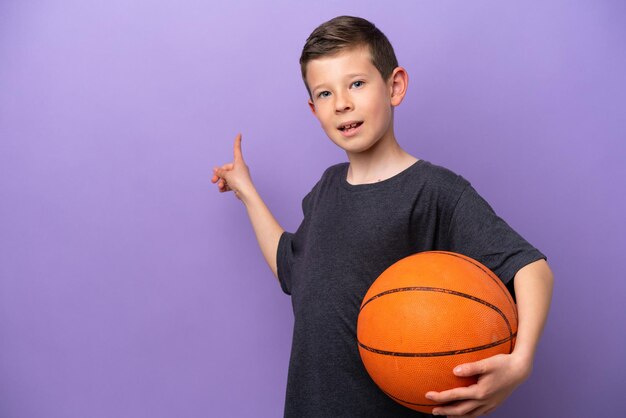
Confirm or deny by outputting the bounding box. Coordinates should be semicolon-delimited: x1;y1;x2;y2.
357;251;518;414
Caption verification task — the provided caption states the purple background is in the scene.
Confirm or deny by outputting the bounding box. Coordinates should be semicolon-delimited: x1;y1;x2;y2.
1;1;625;417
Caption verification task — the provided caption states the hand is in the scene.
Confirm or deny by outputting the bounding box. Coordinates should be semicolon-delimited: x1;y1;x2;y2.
425;353;532;417
211;133;253;201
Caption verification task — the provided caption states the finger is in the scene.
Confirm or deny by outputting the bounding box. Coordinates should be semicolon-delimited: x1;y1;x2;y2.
454;359;489;377
426;385;477;404
219;178;232;191
215;164;234;179
215;167;229;179
432;399;482;417
233;133;243;163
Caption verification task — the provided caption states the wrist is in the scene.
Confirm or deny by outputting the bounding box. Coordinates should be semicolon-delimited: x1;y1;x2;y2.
511;339;537;364
239;184;258;206
510;349;534;381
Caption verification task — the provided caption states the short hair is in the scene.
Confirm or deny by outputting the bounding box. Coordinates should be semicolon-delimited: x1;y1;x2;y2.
299;15;399;100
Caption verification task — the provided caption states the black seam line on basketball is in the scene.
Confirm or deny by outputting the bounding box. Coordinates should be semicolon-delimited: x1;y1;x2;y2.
360;286;514;353
425;251;518;352
381;388;439;407
427;251;516;320
357;332;517;357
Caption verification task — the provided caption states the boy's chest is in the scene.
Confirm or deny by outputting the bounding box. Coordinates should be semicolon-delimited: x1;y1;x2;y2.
291;193;421;320
308;192;420;255
290;190;440;321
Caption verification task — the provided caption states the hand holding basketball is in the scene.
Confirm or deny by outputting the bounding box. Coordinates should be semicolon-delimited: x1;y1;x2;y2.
426;352;532;417
357;251;522;414
211;133;253;202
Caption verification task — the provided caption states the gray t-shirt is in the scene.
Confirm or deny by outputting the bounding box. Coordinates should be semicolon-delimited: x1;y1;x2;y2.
276;159;546;418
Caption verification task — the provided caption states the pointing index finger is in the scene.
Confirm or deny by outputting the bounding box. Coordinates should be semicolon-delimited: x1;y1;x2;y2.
233;132;243;162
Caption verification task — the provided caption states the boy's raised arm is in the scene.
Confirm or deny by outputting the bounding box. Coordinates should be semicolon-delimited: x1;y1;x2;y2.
211;133;284;280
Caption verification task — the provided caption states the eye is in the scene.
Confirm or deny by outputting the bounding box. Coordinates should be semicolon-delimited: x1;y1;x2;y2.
317;91;330;99
352;80;365;88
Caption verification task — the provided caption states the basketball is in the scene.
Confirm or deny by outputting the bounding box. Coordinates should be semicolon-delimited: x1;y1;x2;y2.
356;251;518;414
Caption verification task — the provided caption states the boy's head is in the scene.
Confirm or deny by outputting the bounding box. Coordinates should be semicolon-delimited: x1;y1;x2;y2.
299;16;408;156
300;16;399;101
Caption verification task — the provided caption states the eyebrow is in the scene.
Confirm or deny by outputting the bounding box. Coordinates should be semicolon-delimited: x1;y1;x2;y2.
311;73;368;94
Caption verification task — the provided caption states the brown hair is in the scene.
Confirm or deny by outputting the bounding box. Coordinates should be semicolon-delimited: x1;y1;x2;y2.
299;15;399;100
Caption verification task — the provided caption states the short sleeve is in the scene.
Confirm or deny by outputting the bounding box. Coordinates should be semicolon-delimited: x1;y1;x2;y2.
276;186;316;295
447;181;547;292
277;231;296;295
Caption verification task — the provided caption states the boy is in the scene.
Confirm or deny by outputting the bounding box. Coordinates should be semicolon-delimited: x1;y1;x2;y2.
211;15;554;418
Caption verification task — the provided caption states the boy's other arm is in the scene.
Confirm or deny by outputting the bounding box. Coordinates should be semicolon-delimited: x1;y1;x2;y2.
211;133;284;281
427;259;554;416
509;258;554;363
240;187;284;280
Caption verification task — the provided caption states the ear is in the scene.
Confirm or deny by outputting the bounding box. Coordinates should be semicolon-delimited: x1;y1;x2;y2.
308;98;317;117
388;66;409;107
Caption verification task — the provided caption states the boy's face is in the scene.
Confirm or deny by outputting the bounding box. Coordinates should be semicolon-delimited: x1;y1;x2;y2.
306;45;406;155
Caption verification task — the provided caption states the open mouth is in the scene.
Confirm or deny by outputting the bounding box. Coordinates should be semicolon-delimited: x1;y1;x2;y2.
339;121;363;132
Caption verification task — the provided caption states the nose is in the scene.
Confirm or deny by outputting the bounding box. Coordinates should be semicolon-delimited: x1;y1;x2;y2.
334;90;353;113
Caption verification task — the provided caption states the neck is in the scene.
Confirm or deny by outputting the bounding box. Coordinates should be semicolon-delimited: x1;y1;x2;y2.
345;131;418;185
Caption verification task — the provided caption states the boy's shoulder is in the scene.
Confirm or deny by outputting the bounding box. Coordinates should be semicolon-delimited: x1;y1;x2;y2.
317;159;470;191
321;161;348;178
297;160;470;218
418;159;471;192
299;159;473;215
